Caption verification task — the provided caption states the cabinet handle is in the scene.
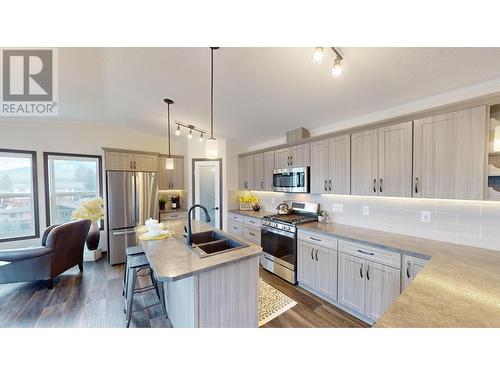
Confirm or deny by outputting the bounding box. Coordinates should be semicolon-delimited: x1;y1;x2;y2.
130;161;132;169
261;181;264;190
324;180;328;191
134;161;137;169
291;155;294;165
232;226;238;230
315;249;318;261
373;178;376;193
406;260;411;279
357;249;375;256
309;237;322;242
414;177;419;194
360;263;363;278
366;264;370;280
310;248;314;260
287;156;290;166
329;179;332;192
379;178;383;193
249;232;255;236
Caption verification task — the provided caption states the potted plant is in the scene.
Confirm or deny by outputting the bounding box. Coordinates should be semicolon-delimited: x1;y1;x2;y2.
72;197;105;257
159;196;167;210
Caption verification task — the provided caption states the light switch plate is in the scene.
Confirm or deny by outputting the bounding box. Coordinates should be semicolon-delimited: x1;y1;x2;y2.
420;210;431;223
332;204;343;213
362;206;370;216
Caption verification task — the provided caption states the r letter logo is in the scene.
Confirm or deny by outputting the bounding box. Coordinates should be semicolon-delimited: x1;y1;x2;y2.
1;48;58;116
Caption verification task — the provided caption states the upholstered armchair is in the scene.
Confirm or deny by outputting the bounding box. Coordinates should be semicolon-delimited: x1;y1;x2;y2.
0;219;91;289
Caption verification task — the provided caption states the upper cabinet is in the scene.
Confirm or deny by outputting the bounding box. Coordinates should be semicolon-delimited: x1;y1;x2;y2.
263;151;275;191
239;154;255;190
159;156;184;190
351;122;412;197
104;149;158;172
274;144;310;169
413;106;487;200
310;134;350;194
253;153;264;191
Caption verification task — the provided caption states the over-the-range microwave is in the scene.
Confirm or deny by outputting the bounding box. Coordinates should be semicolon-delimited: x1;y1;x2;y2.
273;166;309;193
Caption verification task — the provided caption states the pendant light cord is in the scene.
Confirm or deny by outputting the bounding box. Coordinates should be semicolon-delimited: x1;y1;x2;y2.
167;101;171;157
210;47;214;139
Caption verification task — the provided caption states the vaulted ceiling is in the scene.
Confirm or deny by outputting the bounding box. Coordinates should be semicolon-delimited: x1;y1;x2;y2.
4;47;500;147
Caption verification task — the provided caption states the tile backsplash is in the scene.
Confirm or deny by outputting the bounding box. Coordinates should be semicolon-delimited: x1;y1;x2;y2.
230;191;500;251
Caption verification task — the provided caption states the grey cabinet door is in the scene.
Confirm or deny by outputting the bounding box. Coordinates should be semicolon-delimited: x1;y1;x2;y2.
413;106;486;200
315;246;338;301
351;129;378;196
263;151;275;191
297;241;316;289
363;260;400;322
329;134;351;195
378;122;413;197
239;155;255;190
274;148;290;170
253;153;264;190
292;143;310;167
338;252;365;315
310;139;330;194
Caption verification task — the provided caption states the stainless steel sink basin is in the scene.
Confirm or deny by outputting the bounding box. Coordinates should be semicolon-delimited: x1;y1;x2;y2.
190;230;227;245
187;230;249;258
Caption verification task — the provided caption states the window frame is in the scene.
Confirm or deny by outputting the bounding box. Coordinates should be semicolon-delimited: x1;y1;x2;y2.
43;152;103;229
0;148;39;243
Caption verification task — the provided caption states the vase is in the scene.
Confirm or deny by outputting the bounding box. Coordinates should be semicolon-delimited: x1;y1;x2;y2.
86;221;100;251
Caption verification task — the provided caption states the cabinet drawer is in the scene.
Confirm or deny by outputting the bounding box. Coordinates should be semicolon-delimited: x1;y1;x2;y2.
338;239;400;269
160;211;188;221
228;220;244;237
244;226;261;244
229;213;244;223
298;230;338;250
244;216;261;229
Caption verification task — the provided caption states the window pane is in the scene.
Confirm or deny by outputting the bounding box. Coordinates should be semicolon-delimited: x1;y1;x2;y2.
0;152;36;240
47;155;101;225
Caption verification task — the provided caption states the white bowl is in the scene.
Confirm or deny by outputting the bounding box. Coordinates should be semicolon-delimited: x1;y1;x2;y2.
145;218;159;227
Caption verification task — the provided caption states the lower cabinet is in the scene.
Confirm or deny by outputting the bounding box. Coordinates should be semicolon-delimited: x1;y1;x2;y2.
401;254;428;291
338;249;400;322
297;240;337;301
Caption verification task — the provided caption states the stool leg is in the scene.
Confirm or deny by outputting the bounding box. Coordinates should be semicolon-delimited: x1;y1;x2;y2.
122;257;128;297
125;267;137;328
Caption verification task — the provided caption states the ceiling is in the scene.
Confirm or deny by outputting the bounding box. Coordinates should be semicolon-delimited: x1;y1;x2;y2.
5;47;500;147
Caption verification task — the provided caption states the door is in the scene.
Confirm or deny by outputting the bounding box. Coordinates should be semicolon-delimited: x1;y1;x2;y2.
351;129;379;196
274;148;290;169
135;172;159;227
263;151;274;191
338;252;365;314
297;241;315;288
364;260;400;321
193;159;222;228
172;158;184;189
253;153;264;190
292;143;310;167
310;139;329;193
378;122;413;197
106;171;136;229
315;246;338;301
401;254;428;291
413;106;486;200
329;134;351;195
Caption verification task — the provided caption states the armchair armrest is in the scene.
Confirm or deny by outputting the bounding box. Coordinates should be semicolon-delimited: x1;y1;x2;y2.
0;246;54;262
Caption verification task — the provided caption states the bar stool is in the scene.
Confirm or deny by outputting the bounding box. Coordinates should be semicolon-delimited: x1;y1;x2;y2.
123;246;167;328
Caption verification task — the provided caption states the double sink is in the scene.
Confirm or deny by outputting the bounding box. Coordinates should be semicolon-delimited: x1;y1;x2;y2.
188;230;249;258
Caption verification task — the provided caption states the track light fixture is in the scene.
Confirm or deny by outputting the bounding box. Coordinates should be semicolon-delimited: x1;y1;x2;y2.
312;47;343;78
174;121;206;140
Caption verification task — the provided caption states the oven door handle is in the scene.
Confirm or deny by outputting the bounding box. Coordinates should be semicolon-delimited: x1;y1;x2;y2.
261;226;296;239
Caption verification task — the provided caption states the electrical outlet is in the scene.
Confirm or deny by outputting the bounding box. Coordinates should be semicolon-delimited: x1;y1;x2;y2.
332;204;343;213
420;211;431;223
362;206;370;216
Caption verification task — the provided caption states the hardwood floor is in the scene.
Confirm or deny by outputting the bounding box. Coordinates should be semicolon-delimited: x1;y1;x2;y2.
0;258;369;328
260;268;369;328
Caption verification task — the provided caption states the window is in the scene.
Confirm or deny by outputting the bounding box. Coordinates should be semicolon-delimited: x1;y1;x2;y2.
44;153;102;226
0;149;39;242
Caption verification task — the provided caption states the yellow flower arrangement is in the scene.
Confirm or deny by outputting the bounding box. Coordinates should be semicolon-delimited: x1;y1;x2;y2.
72;197;105;222
239;195;259;204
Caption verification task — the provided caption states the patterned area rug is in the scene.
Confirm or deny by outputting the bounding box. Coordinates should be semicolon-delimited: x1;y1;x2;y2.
259;278;297;327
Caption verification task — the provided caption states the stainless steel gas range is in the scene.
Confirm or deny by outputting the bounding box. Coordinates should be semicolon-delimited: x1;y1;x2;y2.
260;201;319;284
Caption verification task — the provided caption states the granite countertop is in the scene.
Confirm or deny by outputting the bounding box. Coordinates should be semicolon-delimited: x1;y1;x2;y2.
228;209;274;219
299;222;500;327
141;220;262;282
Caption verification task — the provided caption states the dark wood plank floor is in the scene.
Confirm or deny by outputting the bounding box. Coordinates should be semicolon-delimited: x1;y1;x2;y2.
0;258;368;328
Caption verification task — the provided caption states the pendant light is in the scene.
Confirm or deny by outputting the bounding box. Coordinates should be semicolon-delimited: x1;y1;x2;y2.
163;98;175;169
206;47;219;158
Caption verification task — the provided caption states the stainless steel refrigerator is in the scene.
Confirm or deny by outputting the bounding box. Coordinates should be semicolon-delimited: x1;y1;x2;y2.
106;171;159;265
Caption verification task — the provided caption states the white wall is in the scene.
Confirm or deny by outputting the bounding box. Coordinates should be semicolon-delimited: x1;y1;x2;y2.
0;120;183;250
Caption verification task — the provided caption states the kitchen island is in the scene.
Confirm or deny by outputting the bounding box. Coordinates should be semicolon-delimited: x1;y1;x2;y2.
141;220;262;328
